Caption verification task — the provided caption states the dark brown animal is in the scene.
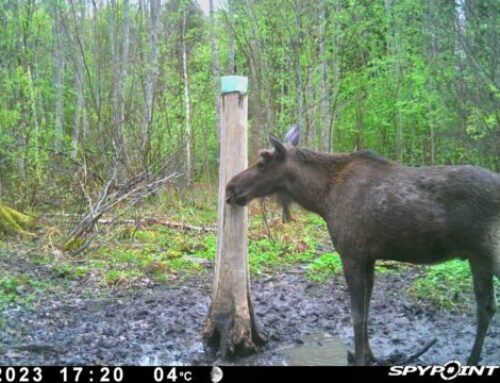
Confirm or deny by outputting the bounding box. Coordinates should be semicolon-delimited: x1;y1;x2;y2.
226;126;500;365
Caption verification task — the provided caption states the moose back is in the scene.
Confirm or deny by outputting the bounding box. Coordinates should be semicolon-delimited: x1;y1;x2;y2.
225;126;500;365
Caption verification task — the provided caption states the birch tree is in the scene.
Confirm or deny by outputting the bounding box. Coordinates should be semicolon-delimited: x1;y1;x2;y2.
181;6;192;185
52;0;65;149
141;0;160;168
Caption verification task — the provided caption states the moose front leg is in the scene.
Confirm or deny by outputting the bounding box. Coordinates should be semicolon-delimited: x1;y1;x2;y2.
277;193;292;223
342;255;376;365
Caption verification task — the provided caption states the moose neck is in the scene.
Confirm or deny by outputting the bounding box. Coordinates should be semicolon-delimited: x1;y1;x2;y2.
285;150;350;218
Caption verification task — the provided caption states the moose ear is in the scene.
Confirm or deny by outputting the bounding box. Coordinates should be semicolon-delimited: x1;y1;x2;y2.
284;124;300;146
269;133;286;160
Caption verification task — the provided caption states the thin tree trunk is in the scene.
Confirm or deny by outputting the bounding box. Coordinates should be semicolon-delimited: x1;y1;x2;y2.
227;0;235;74
426;1;440;165
319;0;329;152
119;0;130;167
454;0;467;131
182;8;192;185
329;0;342;152
110;0;130;177
53;2;65;148
70;0;87;160
385;0;404;162
430;122;435;165
92;0;105;159
355;89;364;150
209;0;221;140
244;0;263;161
71;61;83;160
141;0;160;168
27;64;39;161
291;6;306;146
249;38;262;163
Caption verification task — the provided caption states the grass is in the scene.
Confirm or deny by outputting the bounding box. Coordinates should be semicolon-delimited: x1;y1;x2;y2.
0;274;50;307
1;184;494;311
408;259;500;310
307;252;343;282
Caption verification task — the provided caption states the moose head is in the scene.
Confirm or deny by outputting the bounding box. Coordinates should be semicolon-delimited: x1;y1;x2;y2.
226;125;300;206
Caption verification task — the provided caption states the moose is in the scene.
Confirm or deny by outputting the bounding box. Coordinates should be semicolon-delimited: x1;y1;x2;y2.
225;126;500;365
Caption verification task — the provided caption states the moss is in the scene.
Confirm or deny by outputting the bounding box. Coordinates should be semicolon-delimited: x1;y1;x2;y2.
0;203;35;236
63;236;85;251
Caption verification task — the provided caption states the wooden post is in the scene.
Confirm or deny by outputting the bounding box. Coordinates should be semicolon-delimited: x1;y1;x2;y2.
203;76;266;357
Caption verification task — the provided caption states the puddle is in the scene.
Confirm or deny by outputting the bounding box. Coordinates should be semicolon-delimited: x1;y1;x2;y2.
281;332;347;366
138;333;347;366
138;341;205;366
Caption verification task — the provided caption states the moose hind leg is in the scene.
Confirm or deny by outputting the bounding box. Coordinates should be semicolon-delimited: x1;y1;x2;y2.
467;259;496;365
342;257;376;365
363;262;376;364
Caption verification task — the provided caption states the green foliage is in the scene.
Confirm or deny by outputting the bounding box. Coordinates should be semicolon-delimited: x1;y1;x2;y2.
0;274;48;307
307;252;343;283
0;0;499;206
409;260;500;310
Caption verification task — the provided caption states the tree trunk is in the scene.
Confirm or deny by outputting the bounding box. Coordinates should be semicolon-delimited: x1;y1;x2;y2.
319;0;330;152
385;0;404;162
181;8;192;186
209;0;221;140
53;2;65;148
141;0;160;168
92;0;105;162
71;46;84;160
70;0;88;160
111;0;130;178
227;0;235;74
355;89;364;150
203;85;266;357
249;38;262;163
329;0;342;152
26;64;39;161
291;7;307;146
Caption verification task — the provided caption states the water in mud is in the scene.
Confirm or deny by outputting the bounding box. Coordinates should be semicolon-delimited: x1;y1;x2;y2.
1;268;499;365
282;333;347;366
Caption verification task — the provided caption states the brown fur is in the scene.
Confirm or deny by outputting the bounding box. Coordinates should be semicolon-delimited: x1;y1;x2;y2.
226;140;500;365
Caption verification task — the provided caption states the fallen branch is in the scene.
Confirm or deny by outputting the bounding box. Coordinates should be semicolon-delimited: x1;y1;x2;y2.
348;337;437;366
401;338;437;364
44;214;215;233
98;217;215;233
64;170;180;252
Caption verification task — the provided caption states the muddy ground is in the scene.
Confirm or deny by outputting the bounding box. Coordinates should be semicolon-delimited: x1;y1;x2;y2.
0;258;499;367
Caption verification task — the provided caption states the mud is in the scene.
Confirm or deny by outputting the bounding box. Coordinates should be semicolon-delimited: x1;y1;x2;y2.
0;267;499;366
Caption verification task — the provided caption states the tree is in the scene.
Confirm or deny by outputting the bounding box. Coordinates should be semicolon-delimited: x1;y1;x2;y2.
181;5;192;185
52;0;65;149
209;0;221;140
140;0;160;169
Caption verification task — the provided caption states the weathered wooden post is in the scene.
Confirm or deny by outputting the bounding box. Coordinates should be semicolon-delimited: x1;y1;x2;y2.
203;76;266;357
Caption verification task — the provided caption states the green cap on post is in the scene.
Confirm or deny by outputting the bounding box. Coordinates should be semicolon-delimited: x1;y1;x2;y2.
221;76;248;95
